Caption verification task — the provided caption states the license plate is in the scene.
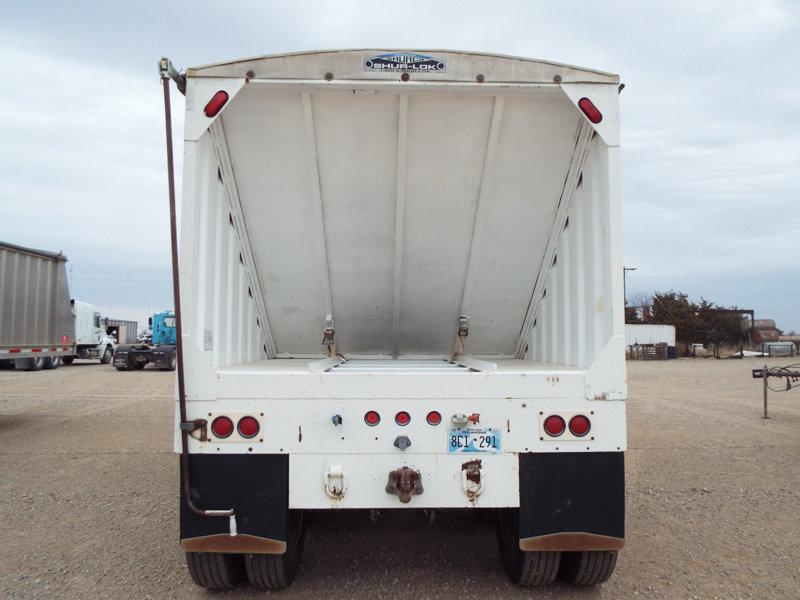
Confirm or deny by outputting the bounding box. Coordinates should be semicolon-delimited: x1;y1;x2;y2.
447;427;501;453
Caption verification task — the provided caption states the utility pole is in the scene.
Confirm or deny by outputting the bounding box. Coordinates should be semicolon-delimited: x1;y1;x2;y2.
623;266;637;306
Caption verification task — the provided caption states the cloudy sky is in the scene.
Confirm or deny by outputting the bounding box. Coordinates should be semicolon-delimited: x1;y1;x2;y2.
1;1;798;331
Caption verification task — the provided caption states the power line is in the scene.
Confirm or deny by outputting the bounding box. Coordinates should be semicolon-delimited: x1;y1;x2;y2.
72;276;172;284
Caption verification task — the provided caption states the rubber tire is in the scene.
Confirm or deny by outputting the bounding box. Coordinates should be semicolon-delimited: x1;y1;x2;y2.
134;363;146;370
185;552;245;590
115;356;132;371
100;346;113;364
62;356;74;365
496;509;560;587
558;551;618;586
245;511;306;590
43;356;61;370
26;357;45;371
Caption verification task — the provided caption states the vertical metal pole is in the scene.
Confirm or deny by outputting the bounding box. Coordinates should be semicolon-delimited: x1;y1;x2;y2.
762;364;769;419
161;66;234;526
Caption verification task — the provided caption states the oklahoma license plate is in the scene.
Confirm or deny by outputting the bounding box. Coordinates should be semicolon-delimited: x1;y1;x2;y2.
447;427;501;453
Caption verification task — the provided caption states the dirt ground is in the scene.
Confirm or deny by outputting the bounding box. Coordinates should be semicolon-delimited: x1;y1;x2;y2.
1;357;798;599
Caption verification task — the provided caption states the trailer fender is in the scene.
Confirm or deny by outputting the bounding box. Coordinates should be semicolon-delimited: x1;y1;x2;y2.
517;452;624;551
180;454;289;554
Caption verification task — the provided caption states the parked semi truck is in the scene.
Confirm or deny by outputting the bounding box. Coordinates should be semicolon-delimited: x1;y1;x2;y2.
62;300;116;365
161;50;626;591
113;311;176;370
0;242;76;370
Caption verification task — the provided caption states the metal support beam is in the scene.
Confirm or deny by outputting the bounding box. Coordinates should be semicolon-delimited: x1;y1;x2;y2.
302;92;336;333
392;95;408;357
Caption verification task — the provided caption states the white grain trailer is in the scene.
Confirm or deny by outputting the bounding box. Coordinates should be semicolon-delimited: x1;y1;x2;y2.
160;50;627;591
0;242;76;370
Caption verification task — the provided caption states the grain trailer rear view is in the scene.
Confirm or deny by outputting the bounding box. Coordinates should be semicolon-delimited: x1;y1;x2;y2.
159;49;627;590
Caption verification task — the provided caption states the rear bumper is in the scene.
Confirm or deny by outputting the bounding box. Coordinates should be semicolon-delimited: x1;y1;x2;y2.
179;451;623;554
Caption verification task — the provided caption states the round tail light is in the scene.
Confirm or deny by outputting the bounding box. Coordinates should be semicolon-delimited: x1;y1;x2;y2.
364;411;380;426
211;416;234;438
426;411;442;426
569;415;591;437
543;415;566;437
395;411;411;426
237;416;260;439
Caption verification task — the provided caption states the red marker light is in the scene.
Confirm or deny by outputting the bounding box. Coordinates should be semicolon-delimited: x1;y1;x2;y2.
578;97;602;124
204;90;229;118
237;416;260;439
364;411;380;426
426;411;442;426
211;416;234;438
543;415;566;437
395;411;411;426
569;415;591;437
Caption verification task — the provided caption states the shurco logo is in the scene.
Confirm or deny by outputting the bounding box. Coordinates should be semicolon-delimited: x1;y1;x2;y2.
363;52;446;73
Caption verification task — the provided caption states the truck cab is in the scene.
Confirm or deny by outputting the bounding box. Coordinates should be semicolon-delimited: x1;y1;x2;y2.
113;311;177;371
151;311;177;345
63;300;115;365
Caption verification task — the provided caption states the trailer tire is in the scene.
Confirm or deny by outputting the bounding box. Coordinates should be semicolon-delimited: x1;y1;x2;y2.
115;357;132;371
558;551;618;586
245;511;305;590
100;346;113;364
496;508;560;587
163;353;176;371
62;356;74;365
43;356;61;370
185;552;245;590
24;357;45;371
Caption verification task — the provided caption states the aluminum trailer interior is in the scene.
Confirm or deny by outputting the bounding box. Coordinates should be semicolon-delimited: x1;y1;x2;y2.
0;241;75;370
164;49;626;590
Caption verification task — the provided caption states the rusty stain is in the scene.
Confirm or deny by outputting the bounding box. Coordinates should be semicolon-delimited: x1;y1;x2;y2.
298;425;302;442
506;419;510;433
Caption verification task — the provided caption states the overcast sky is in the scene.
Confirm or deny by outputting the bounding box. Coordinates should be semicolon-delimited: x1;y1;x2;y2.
1;1;798;331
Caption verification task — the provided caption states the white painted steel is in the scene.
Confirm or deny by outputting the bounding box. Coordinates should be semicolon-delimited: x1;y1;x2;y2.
625;324;676;347
176;50;627;509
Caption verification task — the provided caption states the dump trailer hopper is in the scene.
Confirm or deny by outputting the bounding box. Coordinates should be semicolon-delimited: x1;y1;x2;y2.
168;50;627;591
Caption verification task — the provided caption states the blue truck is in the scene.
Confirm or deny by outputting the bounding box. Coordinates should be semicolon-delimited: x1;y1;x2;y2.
113;311;176;371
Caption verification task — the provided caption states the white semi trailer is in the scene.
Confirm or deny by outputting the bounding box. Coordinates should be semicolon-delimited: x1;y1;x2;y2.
160;50;627;591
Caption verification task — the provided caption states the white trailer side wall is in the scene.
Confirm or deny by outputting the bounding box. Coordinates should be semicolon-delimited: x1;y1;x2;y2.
179;134;267;368
525;138;624;370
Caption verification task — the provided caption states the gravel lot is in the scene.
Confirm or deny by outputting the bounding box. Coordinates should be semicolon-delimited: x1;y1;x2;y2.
1;357;799;599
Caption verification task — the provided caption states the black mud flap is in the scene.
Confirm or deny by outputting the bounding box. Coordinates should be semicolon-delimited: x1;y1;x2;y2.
518;452;624;550
180;454;289;553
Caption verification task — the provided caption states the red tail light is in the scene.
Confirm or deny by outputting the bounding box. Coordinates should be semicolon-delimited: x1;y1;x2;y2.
204;90;229;118
211;416;234;438
237;416;260;438
543;415;566;437
569;415;591;437
395;411;411;426
426;411;442;426
364;411;380;426
578;97;602;124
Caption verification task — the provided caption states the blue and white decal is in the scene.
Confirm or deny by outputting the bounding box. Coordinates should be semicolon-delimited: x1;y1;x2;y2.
363;52;446;73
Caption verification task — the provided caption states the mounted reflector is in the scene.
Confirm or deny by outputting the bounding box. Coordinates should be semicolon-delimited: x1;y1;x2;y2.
204;90;229;118
578;97;602;124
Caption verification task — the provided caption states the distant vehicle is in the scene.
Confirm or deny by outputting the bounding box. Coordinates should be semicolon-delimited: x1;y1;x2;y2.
61;300;116;365
113;311;176;371
0;241;76;370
